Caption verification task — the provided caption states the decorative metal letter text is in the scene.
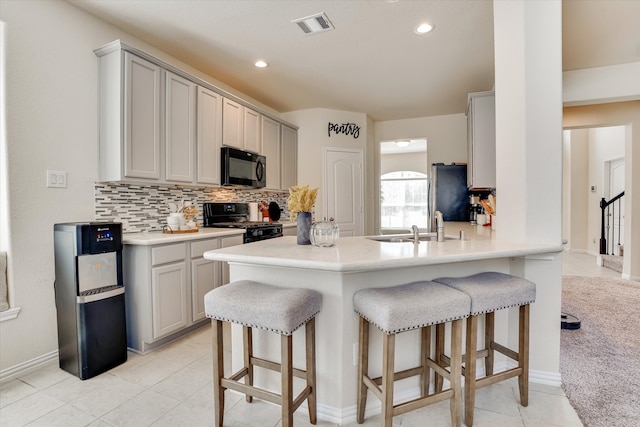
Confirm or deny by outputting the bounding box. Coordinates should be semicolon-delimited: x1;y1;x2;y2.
328;122;360;139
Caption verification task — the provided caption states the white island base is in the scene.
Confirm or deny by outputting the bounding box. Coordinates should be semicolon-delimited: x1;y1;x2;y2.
204;234;563;424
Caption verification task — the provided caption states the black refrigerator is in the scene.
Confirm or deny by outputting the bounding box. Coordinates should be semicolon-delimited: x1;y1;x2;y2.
428;163;469;230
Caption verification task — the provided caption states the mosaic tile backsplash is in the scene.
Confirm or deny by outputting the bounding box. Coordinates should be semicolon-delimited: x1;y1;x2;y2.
95;183;291;233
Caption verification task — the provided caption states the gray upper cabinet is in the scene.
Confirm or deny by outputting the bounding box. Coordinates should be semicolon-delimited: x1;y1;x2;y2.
164;71;196;183
97;49;161;182
243;107;262;154
95;41;295;188
222;98;262;154
222;98;244;150
466;91;496;189
281;125;298;190
196;86;222;185
262;115;281;190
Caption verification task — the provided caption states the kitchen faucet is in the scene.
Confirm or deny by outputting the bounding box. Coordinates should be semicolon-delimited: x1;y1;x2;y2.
435;211;445;242
411;224;420;244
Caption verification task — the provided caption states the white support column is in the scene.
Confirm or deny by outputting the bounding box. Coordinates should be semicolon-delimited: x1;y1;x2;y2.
494;0;564;377
493;0;563;244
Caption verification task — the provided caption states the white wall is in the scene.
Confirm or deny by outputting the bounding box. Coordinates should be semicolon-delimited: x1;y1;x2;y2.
380;152;428;176
374;114;467;167
281;108;374;232
562;129;589;252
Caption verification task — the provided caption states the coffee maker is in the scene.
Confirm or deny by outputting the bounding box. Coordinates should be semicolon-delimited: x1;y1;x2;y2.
469;195;483;224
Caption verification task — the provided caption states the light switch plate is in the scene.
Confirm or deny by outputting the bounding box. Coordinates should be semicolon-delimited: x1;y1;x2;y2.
47;170;67;188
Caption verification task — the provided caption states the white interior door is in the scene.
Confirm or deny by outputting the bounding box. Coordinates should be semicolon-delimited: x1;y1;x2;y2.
608;157;625;250
324;148;363;237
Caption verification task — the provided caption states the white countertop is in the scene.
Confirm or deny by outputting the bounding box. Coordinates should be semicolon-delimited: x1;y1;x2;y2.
122;221;296;245
203;222;563;273
122;227;245;245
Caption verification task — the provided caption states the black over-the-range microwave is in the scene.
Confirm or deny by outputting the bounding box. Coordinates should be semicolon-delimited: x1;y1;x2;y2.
221;146;266;188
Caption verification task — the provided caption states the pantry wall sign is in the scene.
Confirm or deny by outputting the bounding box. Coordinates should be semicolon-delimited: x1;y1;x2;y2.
328;122;360;139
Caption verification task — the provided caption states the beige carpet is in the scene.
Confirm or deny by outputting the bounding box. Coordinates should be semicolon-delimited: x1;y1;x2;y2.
561;276;640;427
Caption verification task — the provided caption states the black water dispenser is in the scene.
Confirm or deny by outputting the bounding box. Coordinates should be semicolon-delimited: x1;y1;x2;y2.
53;222;127;379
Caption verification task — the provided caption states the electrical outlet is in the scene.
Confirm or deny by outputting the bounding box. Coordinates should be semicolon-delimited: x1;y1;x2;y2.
47;170;67;188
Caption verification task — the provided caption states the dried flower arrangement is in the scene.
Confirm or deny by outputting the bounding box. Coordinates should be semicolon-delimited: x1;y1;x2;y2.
287;184;318;221
181;205;199;221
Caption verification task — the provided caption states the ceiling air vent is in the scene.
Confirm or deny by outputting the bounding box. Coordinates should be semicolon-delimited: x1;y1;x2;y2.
292;13;335;35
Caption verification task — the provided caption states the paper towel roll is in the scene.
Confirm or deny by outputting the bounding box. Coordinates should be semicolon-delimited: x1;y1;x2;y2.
249;202;259;222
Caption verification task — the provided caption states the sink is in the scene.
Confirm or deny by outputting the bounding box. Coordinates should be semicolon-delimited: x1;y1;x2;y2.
367;233;458;243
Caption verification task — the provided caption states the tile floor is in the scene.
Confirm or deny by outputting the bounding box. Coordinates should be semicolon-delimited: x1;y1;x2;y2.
1;251;614;426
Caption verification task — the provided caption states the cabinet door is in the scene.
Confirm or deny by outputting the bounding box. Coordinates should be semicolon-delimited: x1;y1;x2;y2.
262;116;281;190
197;86;222;184
467;92;496;189
165;71;196;183
220;235;243;285
151;262;188;339
281;125;298;190
190;238;221;322
222;98;243;149
124;52;161;179
191;258;219;322
243;108;262;154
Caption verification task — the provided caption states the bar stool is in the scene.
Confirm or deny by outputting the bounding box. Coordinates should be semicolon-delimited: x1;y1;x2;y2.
433;272;536;426
204;280;322;427
353;281;471;427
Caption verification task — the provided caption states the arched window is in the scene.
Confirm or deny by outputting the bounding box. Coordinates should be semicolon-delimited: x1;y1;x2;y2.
380;171;428;230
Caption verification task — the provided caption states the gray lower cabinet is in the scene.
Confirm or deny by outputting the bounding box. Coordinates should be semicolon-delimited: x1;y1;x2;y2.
124;235;242;353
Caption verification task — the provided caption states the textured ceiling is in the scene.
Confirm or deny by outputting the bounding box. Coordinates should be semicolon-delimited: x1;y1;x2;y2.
68;0;640;121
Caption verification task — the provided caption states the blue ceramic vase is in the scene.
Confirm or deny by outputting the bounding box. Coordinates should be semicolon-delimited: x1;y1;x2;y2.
296;212;312;245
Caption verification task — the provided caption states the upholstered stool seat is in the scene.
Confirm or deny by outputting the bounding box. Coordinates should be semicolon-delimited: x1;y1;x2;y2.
205;280;322;427
433;272;536;426
353;281;471;427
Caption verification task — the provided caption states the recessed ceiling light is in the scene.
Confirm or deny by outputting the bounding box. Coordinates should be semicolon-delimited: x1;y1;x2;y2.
395;140;410;148
254;60;268;68
415;23;435;35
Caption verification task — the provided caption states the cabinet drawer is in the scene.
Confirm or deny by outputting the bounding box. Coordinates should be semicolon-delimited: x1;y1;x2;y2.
151;243;186;266
191;238;220;259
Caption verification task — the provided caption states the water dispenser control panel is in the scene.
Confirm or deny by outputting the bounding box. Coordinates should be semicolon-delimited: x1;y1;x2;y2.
78;222;122;254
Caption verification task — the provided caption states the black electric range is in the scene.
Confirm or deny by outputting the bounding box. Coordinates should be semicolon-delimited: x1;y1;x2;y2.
202;203;283;244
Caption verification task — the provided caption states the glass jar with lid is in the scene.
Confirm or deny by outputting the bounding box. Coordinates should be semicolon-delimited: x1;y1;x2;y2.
310;218;339;247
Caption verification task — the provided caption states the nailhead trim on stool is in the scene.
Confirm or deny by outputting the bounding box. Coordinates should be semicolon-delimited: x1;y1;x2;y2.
205;280;322;427
353;281;471;427
433;272;536;427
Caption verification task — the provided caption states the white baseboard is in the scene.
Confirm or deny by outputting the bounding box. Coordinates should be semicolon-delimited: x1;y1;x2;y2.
0;350;58;384
276;364;563;424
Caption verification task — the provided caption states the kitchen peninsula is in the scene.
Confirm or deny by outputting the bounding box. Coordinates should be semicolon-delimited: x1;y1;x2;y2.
203;225;563;423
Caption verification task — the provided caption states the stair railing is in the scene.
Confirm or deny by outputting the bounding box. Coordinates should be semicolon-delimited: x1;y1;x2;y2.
599;191;625;255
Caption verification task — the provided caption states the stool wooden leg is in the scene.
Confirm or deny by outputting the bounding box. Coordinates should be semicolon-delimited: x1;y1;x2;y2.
421;326;431;397
435;323;445;392
484;312;495;376
381;333;395;427
450;319;463;427
465;315;478;427
212;320;225;427
306;318;318;424
243;326;254;403
518;305;530;407
281;334;294;427
356;316;369;424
